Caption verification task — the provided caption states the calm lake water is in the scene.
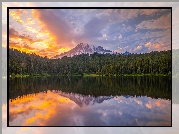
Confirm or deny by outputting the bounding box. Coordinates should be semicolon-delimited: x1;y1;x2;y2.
9;76;171;126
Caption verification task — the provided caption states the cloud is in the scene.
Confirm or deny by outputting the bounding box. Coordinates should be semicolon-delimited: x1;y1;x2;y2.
26;17;35;25
96;9;114;17
133;45;142;52
121;28;171;51
114;45;130;53
136;13;171;29
83;17;108;38
9;9;28;24
111;9;167;23
140;9;170;16
9;27;19;38
144;42;169;52
74;16;109;44
140;9;160;16
118;35;122;39
32;9;74;48
9;27;47;54
9;27;41;44
103;34;107;37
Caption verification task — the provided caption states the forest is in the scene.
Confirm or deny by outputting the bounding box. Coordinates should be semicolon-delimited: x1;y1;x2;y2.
8;48;172;77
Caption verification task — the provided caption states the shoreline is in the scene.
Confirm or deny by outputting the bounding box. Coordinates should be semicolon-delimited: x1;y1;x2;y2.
9;73;171;78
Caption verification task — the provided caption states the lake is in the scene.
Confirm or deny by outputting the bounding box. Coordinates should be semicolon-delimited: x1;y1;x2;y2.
9;76;171;126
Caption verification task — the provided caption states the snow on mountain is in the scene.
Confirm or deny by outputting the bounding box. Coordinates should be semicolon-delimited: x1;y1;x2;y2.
58;91;114;107
52;43;115;59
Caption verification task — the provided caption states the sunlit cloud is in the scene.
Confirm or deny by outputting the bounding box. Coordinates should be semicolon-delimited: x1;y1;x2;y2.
31;9;74;47
25;26;39;33
9;9;28;24
26;17;35;25
144;42;167;52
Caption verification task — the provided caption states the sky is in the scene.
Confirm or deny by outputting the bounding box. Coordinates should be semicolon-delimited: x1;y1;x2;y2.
5;4;172;58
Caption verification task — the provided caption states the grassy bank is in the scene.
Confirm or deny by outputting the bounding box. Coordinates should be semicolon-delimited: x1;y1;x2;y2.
122;74;170;77
10;73;171;78
82;73;171;77
10;74;50;78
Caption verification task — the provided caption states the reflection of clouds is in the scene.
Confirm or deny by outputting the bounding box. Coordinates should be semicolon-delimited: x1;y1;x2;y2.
2;104;7;133
8;90;171;126
133;98;142;105
119;111;122;115
95;96;171;126
9;90;76;126
145;103;152;109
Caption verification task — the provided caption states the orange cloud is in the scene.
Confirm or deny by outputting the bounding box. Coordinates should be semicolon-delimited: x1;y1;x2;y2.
9;9;28;24
25;26;39;33
26;17;35;25
9;27;50;56
9;27;39;45
32;9;74;48
155;44;160;49
144;42;168;52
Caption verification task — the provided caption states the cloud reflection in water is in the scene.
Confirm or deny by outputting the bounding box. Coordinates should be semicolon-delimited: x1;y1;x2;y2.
9;90;171;126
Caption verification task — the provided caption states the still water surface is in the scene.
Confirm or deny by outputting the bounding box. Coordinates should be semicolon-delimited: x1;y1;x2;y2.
9;76;171;126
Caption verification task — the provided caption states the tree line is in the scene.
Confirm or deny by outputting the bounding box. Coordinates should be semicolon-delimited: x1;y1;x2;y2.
9;48;172;76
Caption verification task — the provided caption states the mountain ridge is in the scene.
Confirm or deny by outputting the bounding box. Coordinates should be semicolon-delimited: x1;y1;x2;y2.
52;43;115;59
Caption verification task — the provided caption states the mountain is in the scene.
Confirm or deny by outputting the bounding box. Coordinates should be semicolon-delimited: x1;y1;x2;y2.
57;90;114;107
123;51;130;55
52;43;114;59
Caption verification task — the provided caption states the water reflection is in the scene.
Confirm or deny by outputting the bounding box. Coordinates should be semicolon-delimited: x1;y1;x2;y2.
9;76;171;100
9;90;171;126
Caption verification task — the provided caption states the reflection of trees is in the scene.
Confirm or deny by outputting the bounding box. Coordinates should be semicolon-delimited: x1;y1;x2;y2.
9;76;171;100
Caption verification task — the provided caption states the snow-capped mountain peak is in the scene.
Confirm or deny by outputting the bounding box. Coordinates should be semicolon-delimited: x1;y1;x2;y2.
52;43;114;59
